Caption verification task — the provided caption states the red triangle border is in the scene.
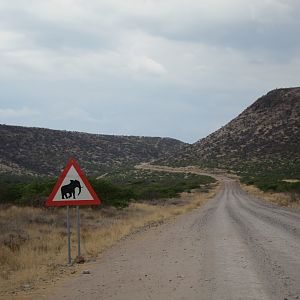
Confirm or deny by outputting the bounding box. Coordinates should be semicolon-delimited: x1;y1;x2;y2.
46;158;101;206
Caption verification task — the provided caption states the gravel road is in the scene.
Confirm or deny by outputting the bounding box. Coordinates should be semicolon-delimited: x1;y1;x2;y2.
46;179;300;300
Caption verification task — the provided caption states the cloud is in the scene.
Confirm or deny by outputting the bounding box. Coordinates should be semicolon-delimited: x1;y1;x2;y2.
53;107;99;124
0;30;29;51
128;56;166;76
1;1;300;76
2;1;300;51
0;32;167;80
0;107;38;118
0;0;299;142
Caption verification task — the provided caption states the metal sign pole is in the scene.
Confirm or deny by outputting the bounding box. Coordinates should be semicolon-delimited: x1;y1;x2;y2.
67;206;71;264
77;206;81;257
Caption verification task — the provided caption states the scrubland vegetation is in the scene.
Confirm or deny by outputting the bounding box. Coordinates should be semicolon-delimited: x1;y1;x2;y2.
242;183;300;208
0;169;217;297
166;161;300;204
163;159;300;206
0;170;215;208
241;174;300;194
236;163;300;206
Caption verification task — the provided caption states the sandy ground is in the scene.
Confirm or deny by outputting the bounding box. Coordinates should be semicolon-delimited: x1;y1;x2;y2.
34;179;300;300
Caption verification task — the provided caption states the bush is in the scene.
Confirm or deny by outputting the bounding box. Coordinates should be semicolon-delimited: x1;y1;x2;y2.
89;179;134;207
0;170;216;208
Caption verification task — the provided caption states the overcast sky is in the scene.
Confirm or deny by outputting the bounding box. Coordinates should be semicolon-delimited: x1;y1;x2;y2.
0;0;299;143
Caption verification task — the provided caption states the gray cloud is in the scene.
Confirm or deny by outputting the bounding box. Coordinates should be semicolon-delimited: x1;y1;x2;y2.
0;0;299;143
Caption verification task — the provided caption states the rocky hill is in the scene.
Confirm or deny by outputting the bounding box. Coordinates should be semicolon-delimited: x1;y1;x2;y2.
163;87;300;178
0;125;187;176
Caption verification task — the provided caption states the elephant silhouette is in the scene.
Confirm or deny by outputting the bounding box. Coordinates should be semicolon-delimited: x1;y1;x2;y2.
61;179;82;199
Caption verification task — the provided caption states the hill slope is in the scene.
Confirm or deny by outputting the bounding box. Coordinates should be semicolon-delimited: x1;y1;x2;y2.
0;125;187;176
163;87;300;179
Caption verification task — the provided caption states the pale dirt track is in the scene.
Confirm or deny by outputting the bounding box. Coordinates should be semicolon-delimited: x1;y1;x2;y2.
45;179;300;300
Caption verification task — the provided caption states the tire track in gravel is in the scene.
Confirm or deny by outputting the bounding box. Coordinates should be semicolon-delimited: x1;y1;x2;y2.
43;179;300;300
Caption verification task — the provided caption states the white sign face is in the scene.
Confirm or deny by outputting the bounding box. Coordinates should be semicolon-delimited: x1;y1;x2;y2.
52;166;94;201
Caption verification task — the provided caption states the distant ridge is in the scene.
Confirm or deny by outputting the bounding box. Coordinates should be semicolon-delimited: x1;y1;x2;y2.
161;87;300;178
1;88;299;179
0;125;187;176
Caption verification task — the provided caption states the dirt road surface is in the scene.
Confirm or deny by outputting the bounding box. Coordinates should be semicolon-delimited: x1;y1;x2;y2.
45;180;300;300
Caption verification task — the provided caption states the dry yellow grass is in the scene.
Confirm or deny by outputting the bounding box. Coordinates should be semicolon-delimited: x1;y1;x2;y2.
241;184;300;209
0;184;219;299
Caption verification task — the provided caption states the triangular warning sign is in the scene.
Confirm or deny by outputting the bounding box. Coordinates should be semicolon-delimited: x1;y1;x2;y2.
46;158;101;206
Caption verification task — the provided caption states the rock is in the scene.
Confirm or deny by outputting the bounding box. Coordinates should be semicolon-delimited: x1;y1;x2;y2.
22;284;32;290
76;256;85;264
82;270;91;274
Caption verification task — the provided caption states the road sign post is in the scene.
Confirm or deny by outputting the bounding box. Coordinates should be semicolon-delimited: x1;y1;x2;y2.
67;206;71;264
77;206;81;258
46;158;101;264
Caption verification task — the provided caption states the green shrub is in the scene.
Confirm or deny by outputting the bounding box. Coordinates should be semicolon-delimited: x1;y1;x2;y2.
0;170;216;208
